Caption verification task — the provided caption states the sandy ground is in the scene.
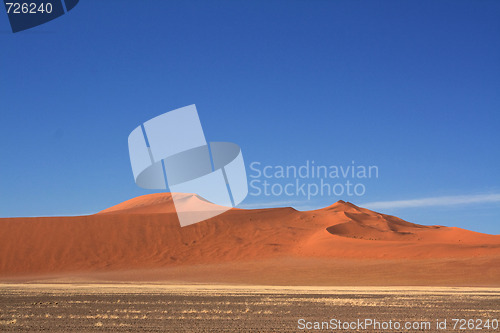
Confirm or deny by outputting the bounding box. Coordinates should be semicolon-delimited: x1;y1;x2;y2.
0;284;499;332
4;256;500;287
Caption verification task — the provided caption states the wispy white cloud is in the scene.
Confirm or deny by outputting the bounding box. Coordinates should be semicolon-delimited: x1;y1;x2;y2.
238;200;310;209
362;194;500;210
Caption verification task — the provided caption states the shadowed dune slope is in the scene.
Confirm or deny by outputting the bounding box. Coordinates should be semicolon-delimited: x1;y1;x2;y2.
0;193;499;285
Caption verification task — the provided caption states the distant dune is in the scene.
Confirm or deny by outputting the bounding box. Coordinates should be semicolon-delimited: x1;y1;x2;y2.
0;193;499;286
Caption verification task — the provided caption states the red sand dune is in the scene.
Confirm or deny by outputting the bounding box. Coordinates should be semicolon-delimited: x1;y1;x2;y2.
0;193;499;286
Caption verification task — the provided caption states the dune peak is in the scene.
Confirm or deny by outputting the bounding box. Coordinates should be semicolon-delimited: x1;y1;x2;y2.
97;192;229;215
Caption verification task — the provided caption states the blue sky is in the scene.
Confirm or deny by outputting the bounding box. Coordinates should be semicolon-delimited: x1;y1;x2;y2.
0;0;499;234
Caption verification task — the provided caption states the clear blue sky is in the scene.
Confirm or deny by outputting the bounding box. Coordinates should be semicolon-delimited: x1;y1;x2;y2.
1;0;499;234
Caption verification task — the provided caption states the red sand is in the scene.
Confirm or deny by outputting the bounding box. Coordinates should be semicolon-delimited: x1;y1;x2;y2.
0;193;499;285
